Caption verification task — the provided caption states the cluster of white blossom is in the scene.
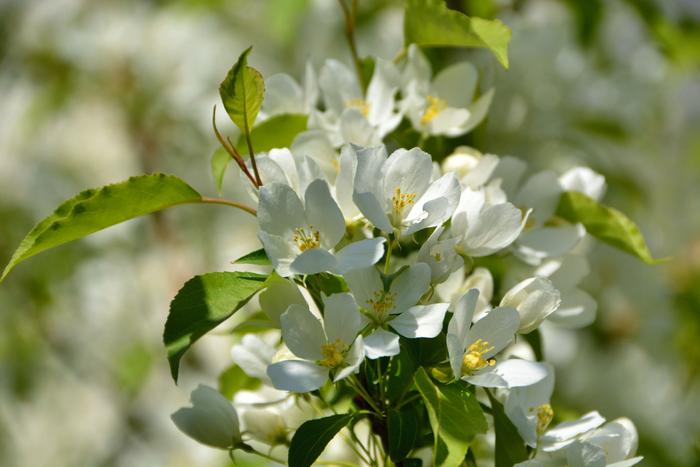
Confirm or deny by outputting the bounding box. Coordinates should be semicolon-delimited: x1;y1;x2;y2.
172;46;643;466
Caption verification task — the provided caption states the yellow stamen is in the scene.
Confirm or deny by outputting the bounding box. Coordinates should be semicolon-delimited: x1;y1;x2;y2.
421;95;447;124
392;187;416;218
534;404;554;436
292;226;320;252
462;338;496;374
366;290;396;322
345;98;370;117
319;339;346;368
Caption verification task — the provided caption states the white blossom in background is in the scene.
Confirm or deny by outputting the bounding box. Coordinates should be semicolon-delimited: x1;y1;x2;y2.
500;276;562;334
262;61;318;118
401;44;494;137
503;363;555;447
171;385;241;449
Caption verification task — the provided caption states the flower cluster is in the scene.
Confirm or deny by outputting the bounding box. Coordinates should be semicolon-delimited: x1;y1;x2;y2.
171;45;643;467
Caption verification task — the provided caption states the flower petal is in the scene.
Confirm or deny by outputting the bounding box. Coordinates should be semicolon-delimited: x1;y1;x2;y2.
390;262;431;313
334;336;365;382
404;172;461;235
466;306;519;357
464;358;549;388
231;334;276;383
289;248;338;275
280;304;325;360
323;293;364;345
304;179;345;249
267;360;329;393
343;266;384;308
391;303;449;338
259;275;307;325
432;62;477;108
258;183;305;235
363;328;400;359
383;147;433;207
258;231;295;277
334;238;386;274
547;288;596;329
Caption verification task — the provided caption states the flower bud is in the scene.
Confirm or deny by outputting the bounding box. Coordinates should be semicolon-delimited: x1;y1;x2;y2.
242;408;289;446
171;385;241;449
500;277;561;333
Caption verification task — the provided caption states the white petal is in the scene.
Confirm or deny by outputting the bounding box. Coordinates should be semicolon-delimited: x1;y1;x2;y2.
258;231;295;277
267;360;329;393
304;179;345;249
364;329;400;359
501;277;561;334
535;255;590;290
319;59;361;115
303;60;319;111
291;130;338;180
289;248;338;275
541;411;606;450
458;88;495;135
464;358;549;388
343;266;384;309
334;237;386;274
462;153;500;189
585;418;639;463
257;183;306;235
335;144;361;219
547;288;596;328
280;305;325;360
466;306;519;357
171;385;240;449
404;172;461;235
231;334;276;383
567;441;607;467
451;187;486;236
429;107;471;135
366;58;400;125
323;293;364;345
353;146;393;232
515;225;585;264
447;289;480;378
259;275;307;325
432;62;477;108
264;73;303;116
491;155;528;198
391;303;449;338
339;108;379;146
383;147;433;208
559;167;606;201
468;203;529;256
390;263;431;312
516;171;562;226
504;362;555;446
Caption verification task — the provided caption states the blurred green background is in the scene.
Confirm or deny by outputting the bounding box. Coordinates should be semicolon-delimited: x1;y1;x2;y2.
1;0;699;466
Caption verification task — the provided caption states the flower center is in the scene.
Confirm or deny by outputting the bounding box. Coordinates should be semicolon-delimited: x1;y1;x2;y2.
319;339;346;368
421;95;447;124
366;290;396;323
533;404;554;436
292;226;320;252
391;187;416;219
345;98;370;117
461;338;496;374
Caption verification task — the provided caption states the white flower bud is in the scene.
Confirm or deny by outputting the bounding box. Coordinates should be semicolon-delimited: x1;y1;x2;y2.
171;385;241;449
242;408;289;446
500;277;561;334
558;166;606;201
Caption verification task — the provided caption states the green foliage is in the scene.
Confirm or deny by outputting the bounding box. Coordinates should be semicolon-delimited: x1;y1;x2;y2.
210;147;230;195
163;271;268;381
388;406;421;462
304;273;348;309
385;343;418;404
219;47;265;134
229;311;276;334
234;113;308;155
1;173;201;282
403;0;511;68
414;368;487;466
233;248;271;266
218;364;261;400
288;413;355;467
556;191;663;264
486;391;529;467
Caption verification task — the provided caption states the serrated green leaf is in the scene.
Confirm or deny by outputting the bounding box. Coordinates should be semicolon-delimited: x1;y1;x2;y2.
233;248;271;266
235;113;308;155
210;147;231;195
556;191;664;264
288;413;354;467
219;47;265;134
388;406;420;462
163;271;268;381
486;390;529;467
1;173;201;282
404;0;511;68
414;368;487;466
218;364;261;400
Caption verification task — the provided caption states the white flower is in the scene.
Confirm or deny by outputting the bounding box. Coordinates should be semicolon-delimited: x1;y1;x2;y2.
535;255;597;328
503;363;555;447
401;45;494;137
417;226;463;284
436;266;494;319
241;148;325;200
451;186;530;257
262;61;318;118
257;179;385;277
241;408;289;446
344;263;449;359
171;385;241;449
500;277;561;334
311;58;402;147
446;289;549;388
442;147;500;189
353;145;461;236
559;166;606;201
231;334;277;385
267;293;365;392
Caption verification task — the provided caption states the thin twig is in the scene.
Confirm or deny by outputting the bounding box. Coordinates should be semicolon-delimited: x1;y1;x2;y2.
199;197;257;216
211;105;259;188
337;0;365;89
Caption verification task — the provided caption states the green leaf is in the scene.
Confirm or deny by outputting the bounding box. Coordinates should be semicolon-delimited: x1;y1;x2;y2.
163;271;268;381
229;311;276;334
305;273;348;310
219;46;265;134
235;113;308;155
288;413;354;467
404;0;512;68
233;248;271;266
556;191;664;264
218;364;261;400
414;368;487;466
210;147;231;195
1;173;201;282
385;342;418;404
486;391;529;467
388;406;421;462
